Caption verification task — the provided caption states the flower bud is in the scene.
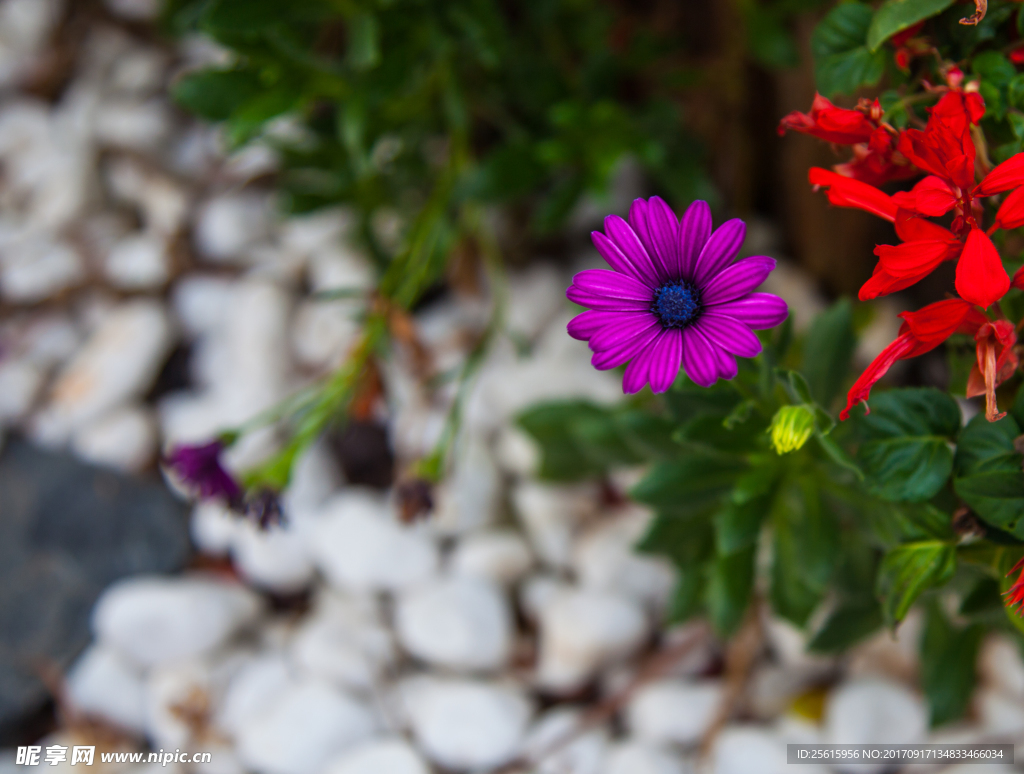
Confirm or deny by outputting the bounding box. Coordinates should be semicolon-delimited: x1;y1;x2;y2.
769;405;815;455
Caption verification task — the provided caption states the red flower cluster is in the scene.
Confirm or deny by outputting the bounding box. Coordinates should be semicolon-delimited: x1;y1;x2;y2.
782;87;1023;423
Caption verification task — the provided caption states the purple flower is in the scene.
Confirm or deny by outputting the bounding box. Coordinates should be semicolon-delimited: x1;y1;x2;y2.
567;197;789;393
164;441;242;503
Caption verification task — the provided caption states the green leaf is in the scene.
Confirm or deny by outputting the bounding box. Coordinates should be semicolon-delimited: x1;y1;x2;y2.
812;2;887;97
974;51;1017;88
866;0;954;51
715;463;781;555
920;602;983;726
637;512;714;568
954;413;1024;536
954;472;1024;536
808;600;883;652
631;456;748;516
770;475;837;625
517;400;646;481
856;388;961;501
172;68;263;122
705;547;756;636
347;12;380;71
876;541;956;625
803;298;856;407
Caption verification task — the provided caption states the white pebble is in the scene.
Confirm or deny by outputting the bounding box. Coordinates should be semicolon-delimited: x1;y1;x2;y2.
572;510;675;610
307;491;439;593
603;742;690;774
395;576;512;672
626;679;722;746
38;300;173;439
94;100;170;151
0;358;43;421
431;433;500;534
824;678;927;774
217;654;291;738
450;530;533;585
191;501;240;556
536;589;648;692
979;634;1024;699
92;576;262;668
0;237;83;302
290;299;359;369
105;234;170;289
66;645;147;734
232;522;315;594
513;482;594;569
236;679;377;774
712;726;830;774
323;738;429;774
70;404;156;472
195;193;271;263
171;274;235;337
290;594;395;692
523;706;607;774
400;676;533;770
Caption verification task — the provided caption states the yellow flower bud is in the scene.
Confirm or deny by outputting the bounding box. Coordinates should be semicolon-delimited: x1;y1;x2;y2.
769;404;815;455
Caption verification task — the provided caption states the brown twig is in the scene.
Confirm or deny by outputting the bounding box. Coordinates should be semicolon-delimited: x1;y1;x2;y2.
959;0;987;25
497;621;711;773
698;604;764;760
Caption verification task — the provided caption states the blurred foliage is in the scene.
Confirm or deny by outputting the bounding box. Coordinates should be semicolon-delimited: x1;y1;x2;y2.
164;0;722;274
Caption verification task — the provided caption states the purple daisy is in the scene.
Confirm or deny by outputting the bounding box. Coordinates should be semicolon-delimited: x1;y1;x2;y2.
164;440;242;503
567;197;789;393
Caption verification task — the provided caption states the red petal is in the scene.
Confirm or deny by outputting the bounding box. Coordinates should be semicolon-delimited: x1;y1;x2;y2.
808;168;898;222
840;333;916;420
994;186;1024;230
955;228;1010;309
891;176;957;217
778;93;877;144
898;297;986;349
874;239;959;278
977;152;1024;196
1012;264;1024;291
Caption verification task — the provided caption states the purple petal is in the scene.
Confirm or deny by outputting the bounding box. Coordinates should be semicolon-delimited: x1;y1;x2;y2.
604;215;663;286
696;313;763;358
677;200;712;280
591;321;661;370
692;218;746;286
589;311;661;351
706;292;788;329
630;197;679;280
680;326;719;387
714;345;738;380
701;256;776;306
567;310;610;340
571;269;653;300
622;331;660;394
592;231;657;286
567;287;652;311
648;328;684;392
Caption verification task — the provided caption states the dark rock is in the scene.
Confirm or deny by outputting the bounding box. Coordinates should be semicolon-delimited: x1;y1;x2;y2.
0;437;191;744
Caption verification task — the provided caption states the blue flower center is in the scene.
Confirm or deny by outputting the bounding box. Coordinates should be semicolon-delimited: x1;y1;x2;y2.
652;281;702;328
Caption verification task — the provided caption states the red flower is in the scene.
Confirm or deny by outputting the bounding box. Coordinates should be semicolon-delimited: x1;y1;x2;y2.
780;95;914;185
808;168;899;222
1006;557;1024;613
779;94;879;144
861;214;962;301
966;319;1019;422
1011;46;1024;66
841;298;989;420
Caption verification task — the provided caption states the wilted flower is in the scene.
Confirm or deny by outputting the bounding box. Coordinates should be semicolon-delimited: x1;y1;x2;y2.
164;440;241;504
769;405;815;454
567;197;788;393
